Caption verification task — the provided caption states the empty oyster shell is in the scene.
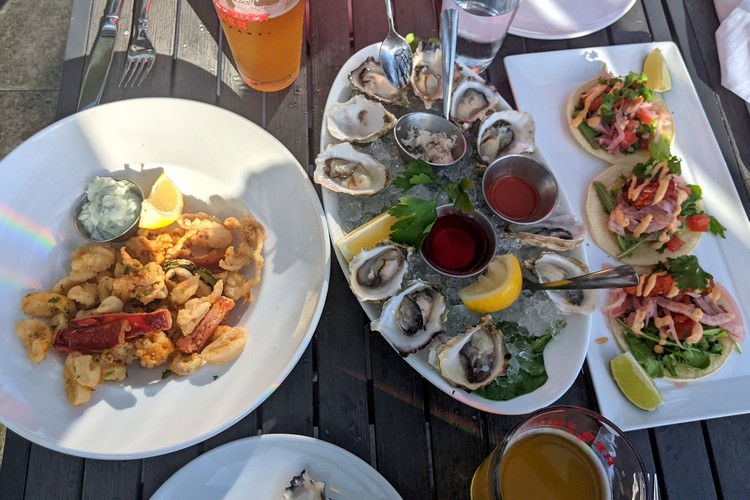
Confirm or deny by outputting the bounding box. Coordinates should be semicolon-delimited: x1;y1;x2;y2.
371;280;447;356
349;243;410;301
450;75;500;128
313;142;393;196
526;252;597;315
283;469;329;500
477;110;536;163
506;209;586;251
429;315;508;391
411;41;443;110
326;94;397;143
349;56;408;106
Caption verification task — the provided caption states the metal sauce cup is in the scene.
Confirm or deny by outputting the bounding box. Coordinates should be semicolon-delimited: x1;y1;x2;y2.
481;154;558;225
73;178;144;243
420;204;497;278
394;112;468;167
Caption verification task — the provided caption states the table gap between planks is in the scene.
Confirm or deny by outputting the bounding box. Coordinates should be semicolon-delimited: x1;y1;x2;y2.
1;0;750;499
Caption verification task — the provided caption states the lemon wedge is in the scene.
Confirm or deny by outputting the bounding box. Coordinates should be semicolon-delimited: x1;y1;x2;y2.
643;48;672;92
458;254;523;313
335;211;402;262
610;352;665;411
138;172;184;229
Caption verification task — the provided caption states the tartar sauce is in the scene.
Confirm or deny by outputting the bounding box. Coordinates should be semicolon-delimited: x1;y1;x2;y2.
78;176;142;240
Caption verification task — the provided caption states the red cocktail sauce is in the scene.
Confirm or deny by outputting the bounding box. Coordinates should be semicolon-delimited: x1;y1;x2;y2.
487;175;540;221
421;212;492;275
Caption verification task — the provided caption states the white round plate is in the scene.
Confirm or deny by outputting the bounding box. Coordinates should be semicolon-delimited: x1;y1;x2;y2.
320;45;591;415
509;0;636;40
151;434;402;499
0;98;330;458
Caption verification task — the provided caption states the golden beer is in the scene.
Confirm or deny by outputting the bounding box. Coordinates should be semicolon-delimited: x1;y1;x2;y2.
213;0;304;92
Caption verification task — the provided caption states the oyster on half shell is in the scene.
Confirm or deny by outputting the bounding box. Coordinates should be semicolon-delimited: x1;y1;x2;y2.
525;252;597;315
371;280;447;356
429;315;508;391
506;210;586;251
411;41;443;110
348;243;410;301
349;56;408;106
326;94;397;143
477;110;536;163
450;75;501;128
314;142;392;195
283;469;329;500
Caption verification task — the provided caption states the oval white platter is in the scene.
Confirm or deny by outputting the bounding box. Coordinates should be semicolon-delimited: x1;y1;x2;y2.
319;44;592;415
0;98;330;458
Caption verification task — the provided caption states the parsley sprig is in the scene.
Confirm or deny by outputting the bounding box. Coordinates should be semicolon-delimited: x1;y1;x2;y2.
387;197;437;247
394;160;476;213
664;255;713;291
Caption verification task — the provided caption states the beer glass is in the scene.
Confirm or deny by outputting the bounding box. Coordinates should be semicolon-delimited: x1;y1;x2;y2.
441;0;521;72
212;0;304;92
471;406;649;500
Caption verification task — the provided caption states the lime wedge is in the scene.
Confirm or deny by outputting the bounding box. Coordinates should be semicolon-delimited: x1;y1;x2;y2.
643;48;672;92
610;352;665;411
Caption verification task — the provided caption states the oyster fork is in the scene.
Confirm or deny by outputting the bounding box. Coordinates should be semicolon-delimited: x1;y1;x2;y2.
522;265;638;291
119;0;155;87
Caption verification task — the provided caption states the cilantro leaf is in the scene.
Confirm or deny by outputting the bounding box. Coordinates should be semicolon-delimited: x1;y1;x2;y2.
667;255;713;291
443;177;475;214
633;161;653;179
48;296;60;303
387;197;437;247
393;160;438;191
161;370;173;379
709;216;727;238
648;135;672;163
680;185;702;217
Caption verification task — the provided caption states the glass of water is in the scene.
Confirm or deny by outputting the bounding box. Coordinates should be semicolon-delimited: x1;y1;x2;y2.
441;0;521;73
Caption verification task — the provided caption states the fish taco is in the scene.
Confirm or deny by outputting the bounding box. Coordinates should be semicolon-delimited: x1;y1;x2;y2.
567;71;674;163
603;256;744;382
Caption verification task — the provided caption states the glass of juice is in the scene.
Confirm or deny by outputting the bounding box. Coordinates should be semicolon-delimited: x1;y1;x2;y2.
212;0;304;92
420;204;497;278
471;406;649;500
440;0;521;73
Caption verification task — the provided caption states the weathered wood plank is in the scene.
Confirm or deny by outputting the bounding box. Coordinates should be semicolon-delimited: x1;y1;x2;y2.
0;431;29;500
394;0;439;40
261;346;315;437
265;64;310;167
201;412;259;453
642;0;673;42
652;422;718;499
370;333;431;500
81;459;141;499
174;0;220;104
705;415;750;500
57;0;96;119
609;0;652;45
351;0;388;51
487;34;525;106
141;447;201;499
24;445;84;499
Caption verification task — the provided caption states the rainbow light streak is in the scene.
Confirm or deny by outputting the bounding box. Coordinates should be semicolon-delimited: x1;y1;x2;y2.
0;204;56;250
0;265;44;290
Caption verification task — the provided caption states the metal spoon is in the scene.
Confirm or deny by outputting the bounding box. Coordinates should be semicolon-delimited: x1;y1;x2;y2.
440;8;458;120
379;0;412;88
523;265;638;291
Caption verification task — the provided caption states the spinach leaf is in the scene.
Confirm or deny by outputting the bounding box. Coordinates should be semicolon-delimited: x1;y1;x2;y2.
623;331;664;378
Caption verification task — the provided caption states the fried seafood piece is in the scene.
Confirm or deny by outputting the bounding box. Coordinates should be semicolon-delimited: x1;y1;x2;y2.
21;292;77;319
135;331;175;368
176;296;236;354
220;216;265;301
169;352;206;375
69;244;116;282
16;318;54;363
112;248;168;304
93;352;127;381
176;280;225;334
63;352;102;406
67;283;98;309
201;325;248;365
179;213;234;248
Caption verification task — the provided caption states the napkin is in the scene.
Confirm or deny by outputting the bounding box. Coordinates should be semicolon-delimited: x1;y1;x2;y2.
714;0;750;109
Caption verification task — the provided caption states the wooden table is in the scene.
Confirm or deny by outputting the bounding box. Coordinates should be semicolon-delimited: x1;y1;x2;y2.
1;1;749;499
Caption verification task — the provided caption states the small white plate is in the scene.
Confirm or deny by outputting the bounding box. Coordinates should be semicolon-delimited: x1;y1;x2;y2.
505;42;750;430
151;434;402;499
509;0;636;40
320;44;592;415
0;98;330;458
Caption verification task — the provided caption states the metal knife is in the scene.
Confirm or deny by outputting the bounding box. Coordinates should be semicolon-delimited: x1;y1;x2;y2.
77;0;125;111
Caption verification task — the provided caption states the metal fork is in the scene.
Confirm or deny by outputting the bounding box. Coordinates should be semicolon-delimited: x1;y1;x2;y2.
119;0;155;87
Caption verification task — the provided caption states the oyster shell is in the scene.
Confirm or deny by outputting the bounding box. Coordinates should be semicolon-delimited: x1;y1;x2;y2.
411;41;443;110
429;315;508;391
371;280;447;356
326;94;397;143
283;469;329;500
313;142;392;195
349;243;410;301
450;75;500;128
506;209;586;251
526;252;597;315
477;110;536;163
349;56;408;106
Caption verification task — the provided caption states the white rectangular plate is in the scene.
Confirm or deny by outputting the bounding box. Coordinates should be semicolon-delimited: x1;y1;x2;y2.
505;42;750;431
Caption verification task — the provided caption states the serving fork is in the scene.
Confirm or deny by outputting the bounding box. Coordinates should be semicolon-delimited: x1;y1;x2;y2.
522;265;638;291
119;0;155;87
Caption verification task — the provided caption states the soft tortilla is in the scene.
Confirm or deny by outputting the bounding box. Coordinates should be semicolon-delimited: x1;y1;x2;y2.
608;295;737;382
566;77;675;163
585;159;703;266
